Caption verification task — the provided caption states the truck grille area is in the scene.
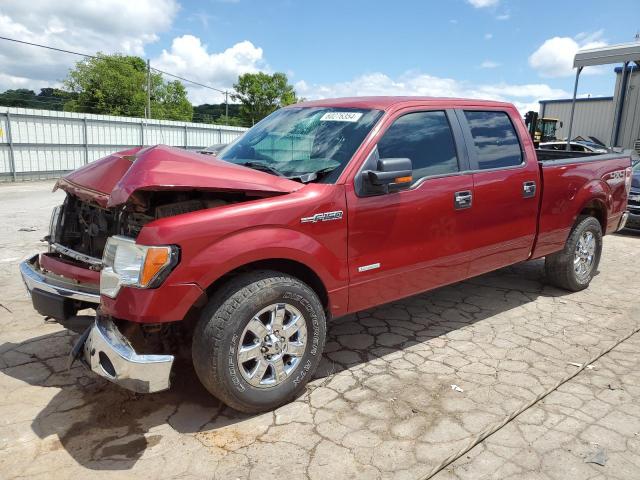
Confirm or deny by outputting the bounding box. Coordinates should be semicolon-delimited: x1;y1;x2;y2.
55;196;121;259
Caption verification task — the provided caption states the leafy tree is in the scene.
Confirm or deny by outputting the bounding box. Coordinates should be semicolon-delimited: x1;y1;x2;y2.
0;88;75;110
63;53;192;121
193;102;242;124
231;72;298;125
154;81;193;121
214;115;244;127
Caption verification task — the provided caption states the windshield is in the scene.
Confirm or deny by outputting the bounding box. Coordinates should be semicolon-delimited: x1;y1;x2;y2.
218;107;382;182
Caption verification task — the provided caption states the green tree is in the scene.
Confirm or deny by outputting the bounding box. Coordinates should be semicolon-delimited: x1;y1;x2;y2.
231;72;298;125
214;114;244;127
154;81;193;121
193;102;242;124
63;53;192;121
0;88;75;110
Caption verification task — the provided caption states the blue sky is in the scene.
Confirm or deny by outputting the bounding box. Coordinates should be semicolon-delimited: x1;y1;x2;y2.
1;0;639;112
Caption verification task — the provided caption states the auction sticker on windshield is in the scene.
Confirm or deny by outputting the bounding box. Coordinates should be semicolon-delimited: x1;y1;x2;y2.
320;112;363;122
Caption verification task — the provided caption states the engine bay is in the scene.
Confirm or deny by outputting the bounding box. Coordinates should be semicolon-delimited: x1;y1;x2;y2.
51;190;253;261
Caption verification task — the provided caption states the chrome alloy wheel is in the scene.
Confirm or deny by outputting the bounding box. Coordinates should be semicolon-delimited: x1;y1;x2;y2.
236;303;308;388
574;231;596;280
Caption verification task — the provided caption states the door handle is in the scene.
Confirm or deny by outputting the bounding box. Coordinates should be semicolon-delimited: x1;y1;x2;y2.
523;181;537;198
454;190;473;209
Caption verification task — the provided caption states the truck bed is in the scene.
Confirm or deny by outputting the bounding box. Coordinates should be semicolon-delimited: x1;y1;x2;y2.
532;151;631;259
536;148;617;163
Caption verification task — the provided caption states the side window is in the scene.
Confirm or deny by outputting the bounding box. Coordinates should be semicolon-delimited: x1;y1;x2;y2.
464;111;523;170
377;111;459;182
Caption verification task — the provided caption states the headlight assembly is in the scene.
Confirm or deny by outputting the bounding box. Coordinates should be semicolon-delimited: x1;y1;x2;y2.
100;236;179;298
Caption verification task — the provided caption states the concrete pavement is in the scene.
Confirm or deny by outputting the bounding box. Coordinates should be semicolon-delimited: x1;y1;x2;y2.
1;181;639;479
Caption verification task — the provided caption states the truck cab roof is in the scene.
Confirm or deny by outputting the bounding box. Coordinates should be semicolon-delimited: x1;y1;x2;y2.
293;96;515;111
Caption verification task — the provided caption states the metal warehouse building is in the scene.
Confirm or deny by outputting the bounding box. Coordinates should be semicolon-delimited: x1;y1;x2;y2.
539;65;640;152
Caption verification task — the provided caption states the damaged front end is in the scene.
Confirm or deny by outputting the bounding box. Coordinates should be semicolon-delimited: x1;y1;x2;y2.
70;315;174;393
21;144;301;393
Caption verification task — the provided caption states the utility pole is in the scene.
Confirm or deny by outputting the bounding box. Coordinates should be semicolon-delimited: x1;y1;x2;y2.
225;91;229;118
146;59;151;119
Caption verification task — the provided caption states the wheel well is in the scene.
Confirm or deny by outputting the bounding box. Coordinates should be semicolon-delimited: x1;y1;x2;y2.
204;259;329;309
579;200;606;232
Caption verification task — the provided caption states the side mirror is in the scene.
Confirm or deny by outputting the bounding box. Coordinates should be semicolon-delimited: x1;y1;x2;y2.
362;158;412;195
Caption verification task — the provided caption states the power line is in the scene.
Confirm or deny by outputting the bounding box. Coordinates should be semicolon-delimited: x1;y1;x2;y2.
152;68;228;94
0;35;97;59
0;35;233;104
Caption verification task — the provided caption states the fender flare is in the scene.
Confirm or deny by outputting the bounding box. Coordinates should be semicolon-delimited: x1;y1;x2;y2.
572;179;610;230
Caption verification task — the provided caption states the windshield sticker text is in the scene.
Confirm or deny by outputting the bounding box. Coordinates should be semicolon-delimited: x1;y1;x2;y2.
320;112;363;122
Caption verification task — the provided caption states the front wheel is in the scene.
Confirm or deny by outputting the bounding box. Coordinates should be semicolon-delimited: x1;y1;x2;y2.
192;270;326;413
545;216;602;292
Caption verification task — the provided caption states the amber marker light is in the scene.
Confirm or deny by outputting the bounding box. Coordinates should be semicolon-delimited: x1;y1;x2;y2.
395;176;412;183
140;247;172;287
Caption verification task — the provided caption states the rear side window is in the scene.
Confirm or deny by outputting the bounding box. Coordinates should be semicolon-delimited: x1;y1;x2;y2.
377;111;459;182
464;111;523;170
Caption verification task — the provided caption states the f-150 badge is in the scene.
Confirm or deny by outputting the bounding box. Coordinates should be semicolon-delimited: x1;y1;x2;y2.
301;211;344;223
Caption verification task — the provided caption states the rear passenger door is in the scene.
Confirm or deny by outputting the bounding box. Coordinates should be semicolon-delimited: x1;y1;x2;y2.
456;109;540;277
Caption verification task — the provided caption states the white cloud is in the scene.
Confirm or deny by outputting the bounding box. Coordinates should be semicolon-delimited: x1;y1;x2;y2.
152;35;266;104
528;30;607;78
0;1;264;106
480;60;500;68
496;13;510;20
295;71;568;114
0;0;179;92
467;0;499;8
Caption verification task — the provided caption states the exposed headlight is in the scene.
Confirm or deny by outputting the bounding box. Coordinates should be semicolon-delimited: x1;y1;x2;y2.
100;236;179;298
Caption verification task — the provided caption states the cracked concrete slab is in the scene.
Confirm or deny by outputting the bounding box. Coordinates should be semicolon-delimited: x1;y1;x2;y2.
1;181;639;479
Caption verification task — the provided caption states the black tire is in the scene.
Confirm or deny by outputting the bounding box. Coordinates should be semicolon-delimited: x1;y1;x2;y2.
192;270;326;413
545;216;602;292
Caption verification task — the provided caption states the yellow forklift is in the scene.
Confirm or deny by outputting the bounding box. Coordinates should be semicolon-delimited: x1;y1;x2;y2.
524;111;562;147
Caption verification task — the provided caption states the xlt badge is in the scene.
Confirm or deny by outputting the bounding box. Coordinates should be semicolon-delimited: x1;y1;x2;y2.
301;211;343;224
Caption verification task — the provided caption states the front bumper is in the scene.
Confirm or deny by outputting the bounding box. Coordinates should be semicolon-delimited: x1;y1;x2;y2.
20;254;100;304
75;316;174;393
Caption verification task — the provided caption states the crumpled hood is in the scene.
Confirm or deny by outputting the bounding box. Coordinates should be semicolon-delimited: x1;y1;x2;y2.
55;145;302;207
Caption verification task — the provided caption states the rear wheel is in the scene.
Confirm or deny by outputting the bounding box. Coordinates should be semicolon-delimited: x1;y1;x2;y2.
545;216;602;291
192;270;326;413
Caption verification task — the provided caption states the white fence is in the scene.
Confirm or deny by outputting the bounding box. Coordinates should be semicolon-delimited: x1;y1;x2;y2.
0;107;248;181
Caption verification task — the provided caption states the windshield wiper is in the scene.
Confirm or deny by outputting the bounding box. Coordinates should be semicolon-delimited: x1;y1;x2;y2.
239;161;285;177
292;167;336;183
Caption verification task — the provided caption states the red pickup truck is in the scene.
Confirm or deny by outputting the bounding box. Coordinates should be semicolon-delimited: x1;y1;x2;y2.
20;97;632;413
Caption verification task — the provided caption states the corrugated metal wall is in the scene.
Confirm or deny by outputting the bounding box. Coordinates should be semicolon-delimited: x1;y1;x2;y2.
539;98;614;144
0;107;248;181
613;68;640;150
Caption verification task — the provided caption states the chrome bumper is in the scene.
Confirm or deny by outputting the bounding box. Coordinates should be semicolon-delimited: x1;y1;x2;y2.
78;316;174;393
20;254;100;304
617;211;630;231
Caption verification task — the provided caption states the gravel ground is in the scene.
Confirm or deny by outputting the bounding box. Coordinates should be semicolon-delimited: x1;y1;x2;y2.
1;180;639;479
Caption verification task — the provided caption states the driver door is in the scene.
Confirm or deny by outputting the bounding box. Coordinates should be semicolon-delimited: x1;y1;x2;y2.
346;108;476;312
